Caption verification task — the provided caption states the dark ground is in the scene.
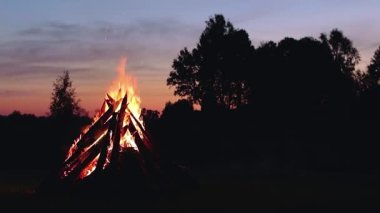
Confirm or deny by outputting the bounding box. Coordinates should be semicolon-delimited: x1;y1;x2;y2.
1;167;380;212
1;112;380;211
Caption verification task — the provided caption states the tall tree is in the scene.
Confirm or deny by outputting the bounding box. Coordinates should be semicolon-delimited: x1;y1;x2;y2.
320;29;360;79
356;46;380;120
50;71;85;118
167;14;254;111
363;46;380;90
320;29;360;117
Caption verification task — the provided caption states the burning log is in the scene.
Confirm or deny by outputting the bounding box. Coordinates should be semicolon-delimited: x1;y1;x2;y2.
39;59;199;197
107;93;115;104
68;107;112;149
95;127;113;173
127;107;154;152
127;120;159;178
110;93;128;168
127;108;149;138
60;90;158;181
59;58;159;183
76;106;113;149
128;121;151;158
63;120;110;167
66;137;105;181
61;132;107;180
63;96;125;167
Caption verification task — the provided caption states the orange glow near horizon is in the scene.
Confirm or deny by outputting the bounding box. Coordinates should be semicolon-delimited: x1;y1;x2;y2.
0;89;177;117
0;58;179;116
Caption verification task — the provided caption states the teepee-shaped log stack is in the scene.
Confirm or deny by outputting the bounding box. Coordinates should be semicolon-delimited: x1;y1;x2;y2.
59;90;156;182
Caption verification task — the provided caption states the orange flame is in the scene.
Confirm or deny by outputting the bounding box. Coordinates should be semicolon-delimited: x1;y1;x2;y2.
64;57;144;179
108;58;142;121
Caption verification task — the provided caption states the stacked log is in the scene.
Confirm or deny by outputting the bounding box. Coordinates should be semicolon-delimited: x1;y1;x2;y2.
60;92;156;182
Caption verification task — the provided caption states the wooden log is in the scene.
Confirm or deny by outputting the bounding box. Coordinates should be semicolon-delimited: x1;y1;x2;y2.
106;93;115;104
66;135;107;181
63;121;110;166
99;100;107;114
63;97;124;166
128;123;158;177
126;107;153;150
122;124;129;135
73;106;113;150
105;99;113;108
110;93;128;167
61;131;107;178
128;122;152;160
106;95;121;109
94;128;112;172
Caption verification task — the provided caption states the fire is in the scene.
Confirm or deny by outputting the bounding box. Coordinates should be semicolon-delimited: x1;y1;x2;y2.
62;57;150;180
108;58;142;123
79;154;99;179
87;58;143;130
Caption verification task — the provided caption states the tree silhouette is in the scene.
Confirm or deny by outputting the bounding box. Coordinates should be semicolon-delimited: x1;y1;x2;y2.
167;14;254;111
356;46;380;119
319;29;360;118
50;71;85;118
141;108;160;129
320;29;360;79
161;99;194;119
248;36;353;120
363;45;380;90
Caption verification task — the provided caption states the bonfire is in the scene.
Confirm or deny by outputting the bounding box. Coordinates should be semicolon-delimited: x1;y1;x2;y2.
59;58;156;182
38;58;194;195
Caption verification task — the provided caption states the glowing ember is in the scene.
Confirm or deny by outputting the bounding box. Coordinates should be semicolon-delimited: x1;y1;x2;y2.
79;154;100;179
61;57;151;180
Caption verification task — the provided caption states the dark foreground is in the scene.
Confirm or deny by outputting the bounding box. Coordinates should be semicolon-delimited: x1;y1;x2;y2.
1;168;380;212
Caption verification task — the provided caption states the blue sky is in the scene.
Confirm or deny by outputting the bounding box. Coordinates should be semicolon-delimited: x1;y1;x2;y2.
1;0;380;115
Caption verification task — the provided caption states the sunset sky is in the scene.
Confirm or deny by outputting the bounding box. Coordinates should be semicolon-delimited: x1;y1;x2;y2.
1;0;380;116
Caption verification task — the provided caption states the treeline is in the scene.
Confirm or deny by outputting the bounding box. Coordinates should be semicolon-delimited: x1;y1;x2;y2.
0;71;89;169
0;111;90;169
167;15;380;117
153;15;380;174
2;14;380;175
